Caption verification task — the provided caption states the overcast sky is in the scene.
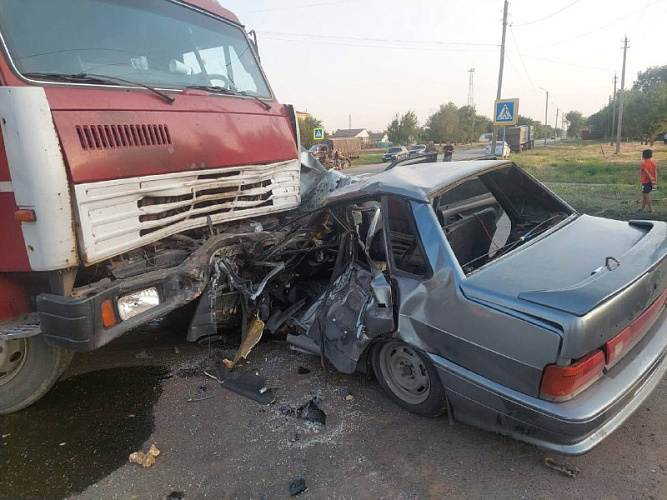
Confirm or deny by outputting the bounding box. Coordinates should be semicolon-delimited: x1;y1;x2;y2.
219;0;666;133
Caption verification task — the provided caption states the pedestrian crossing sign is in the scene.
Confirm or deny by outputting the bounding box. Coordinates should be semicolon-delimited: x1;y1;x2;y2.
313;127;324;140
493;98;519;125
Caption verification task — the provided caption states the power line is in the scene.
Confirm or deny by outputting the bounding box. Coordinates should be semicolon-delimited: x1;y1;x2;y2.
258;31;498;48
522;10;640;51
261;34;497;52
237;0;355;14
508;26;536;91
512;0;583;27
506;51;614;73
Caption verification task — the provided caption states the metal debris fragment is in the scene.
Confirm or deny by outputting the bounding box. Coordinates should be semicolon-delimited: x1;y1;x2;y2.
544;457;580;478
289;476;307;496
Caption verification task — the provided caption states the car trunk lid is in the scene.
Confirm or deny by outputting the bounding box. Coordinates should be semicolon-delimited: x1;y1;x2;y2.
461;216;667;359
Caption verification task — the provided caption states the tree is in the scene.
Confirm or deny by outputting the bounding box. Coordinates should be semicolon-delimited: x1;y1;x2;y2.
632;65;667;92
299;115;324;149
565;111;585;139
622;83;667;144
457;105;477;143
386;110;419;146
425;103;459;143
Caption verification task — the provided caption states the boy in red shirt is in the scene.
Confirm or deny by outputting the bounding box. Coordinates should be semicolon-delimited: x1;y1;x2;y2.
640;149;657;213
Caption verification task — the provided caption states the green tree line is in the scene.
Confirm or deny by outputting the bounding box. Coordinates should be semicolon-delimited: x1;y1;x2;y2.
586;65;667;144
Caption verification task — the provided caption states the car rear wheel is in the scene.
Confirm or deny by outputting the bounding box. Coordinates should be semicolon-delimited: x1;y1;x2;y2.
0;335;74;415
372;340;446;417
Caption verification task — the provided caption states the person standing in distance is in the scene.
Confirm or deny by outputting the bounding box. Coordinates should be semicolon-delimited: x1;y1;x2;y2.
640;149;657;213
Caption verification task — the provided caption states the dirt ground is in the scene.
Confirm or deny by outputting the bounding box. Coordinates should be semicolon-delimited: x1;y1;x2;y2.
1;318;665;500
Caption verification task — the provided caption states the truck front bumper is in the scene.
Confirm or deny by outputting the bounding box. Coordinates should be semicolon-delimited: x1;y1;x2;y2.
37;232;268;352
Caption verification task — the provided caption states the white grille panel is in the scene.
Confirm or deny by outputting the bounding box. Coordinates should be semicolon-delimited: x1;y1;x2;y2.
74;159;300;264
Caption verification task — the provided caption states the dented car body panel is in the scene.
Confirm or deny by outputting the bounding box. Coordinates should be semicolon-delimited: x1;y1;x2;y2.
206;160;667;455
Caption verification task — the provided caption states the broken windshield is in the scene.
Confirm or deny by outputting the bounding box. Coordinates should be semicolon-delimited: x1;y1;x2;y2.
432;165;575;274
0;0;271;97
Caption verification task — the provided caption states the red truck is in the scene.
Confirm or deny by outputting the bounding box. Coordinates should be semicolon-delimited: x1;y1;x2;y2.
0;0;305;413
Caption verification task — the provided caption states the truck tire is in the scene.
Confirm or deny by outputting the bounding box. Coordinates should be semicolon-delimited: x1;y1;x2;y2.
0;335;74;415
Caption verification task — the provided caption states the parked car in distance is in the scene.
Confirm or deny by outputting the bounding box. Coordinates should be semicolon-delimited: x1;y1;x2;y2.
408;144;426;156
382;146;408;162
485;141;511;157
222;159;667;455
478;133;494;142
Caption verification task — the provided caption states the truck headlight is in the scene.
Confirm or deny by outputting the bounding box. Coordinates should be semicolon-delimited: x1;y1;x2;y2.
117;287;160;321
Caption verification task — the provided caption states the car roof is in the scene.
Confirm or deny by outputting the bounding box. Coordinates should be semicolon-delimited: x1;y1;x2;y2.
323;160;511;204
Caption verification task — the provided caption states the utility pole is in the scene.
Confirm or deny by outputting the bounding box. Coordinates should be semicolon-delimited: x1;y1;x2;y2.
610;74;617;144
615;38;629;154
539;87;549;147
491;0;509;156
468;68;476;141
554;107;559;140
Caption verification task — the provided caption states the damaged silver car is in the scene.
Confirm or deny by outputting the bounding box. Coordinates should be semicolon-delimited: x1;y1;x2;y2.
191;159;667;455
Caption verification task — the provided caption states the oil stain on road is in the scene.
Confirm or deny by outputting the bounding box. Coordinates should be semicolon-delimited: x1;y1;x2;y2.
0;365;167;500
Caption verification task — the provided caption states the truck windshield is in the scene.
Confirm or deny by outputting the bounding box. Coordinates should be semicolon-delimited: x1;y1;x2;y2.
0;0;271;97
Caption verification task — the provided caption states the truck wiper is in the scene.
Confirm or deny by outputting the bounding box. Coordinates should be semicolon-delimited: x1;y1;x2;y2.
185;85;271;111
23;72;175;104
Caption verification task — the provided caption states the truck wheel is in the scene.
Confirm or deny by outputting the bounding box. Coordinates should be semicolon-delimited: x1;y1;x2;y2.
372;340;446;417
0;335;74;414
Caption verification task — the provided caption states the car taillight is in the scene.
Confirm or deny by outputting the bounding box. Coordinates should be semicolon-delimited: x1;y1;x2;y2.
540;350;605;401
605;289;667;367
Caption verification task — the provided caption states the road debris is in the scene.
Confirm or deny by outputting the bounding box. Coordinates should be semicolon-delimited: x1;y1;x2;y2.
186;394;216;403
134;351;153;359
345;394;354;401
203;363;275;405
544;457;580;478
129;443;161;468
289;476;307;496
281;396;327;425
297;367;311;375
166;492;185;500
227;317;265;369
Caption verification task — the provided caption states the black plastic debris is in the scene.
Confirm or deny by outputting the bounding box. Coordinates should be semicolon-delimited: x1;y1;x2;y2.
297;367;311;375
203;364;275;405
297;397;326;425
166;492;185;500
289;477;307;496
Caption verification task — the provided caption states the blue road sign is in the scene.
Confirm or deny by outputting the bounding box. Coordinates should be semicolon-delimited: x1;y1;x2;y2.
313;127;324;140
493;99;519;125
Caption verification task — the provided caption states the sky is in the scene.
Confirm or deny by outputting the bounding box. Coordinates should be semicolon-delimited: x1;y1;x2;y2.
218;0;667;133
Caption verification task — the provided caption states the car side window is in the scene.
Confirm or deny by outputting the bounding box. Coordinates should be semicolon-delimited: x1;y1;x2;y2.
386;198;429;276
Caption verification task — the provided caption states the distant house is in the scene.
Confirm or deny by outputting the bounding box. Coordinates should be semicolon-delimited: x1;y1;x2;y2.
369;132;389;144
330;128;370;145
296;111;312;121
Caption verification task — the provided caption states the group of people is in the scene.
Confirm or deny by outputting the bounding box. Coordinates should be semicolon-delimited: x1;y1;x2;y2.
424;141;454;162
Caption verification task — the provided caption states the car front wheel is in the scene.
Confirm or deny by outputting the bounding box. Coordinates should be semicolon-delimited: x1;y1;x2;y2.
372;340;446;417
0;335;74;414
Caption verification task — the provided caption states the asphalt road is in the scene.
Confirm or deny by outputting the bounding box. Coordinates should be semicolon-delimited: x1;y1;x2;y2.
2;317;665;500
351;148;487;175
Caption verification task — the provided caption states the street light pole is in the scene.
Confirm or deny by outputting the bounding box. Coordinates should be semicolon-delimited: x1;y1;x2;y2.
539;87;549;147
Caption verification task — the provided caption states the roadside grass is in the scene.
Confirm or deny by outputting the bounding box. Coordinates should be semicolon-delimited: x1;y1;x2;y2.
353;151;385;166
514;141;667;222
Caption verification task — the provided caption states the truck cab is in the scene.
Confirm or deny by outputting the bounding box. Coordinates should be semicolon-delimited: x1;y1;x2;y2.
0;0;302;413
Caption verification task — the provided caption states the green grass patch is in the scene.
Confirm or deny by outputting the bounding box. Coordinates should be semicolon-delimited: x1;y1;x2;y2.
514;141;666;185
352;152;384;166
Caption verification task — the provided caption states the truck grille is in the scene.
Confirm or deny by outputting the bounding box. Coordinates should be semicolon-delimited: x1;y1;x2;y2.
73;159;300;264
75;124;172;150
